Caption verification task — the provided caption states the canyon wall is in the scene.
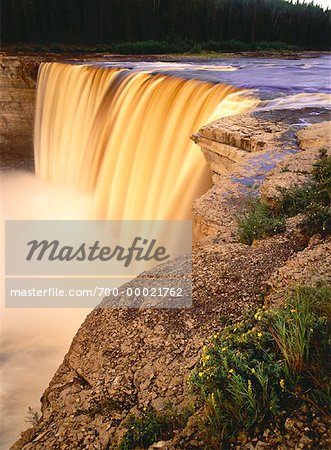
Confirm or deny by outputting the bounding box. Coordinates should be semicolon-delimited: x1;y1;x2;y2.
0;54;103;169
0;55;42;164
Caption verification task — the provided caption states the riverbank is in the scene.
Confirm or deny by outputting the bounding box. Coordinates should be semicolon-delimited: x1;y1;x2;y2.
2;46;330;60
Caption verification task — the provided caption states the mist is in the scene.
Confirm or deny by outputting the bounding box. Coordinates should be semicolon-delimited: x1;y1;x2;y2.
0;172;94;449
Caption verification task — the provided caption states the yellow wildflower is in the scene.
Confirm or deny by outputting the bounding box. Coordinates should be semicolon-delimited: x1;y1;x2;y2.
210;392;217;407
221;346;227;352
251;368;256;374
228;369;235;378
257;332;262;338
280;379;285;390
199;372;204;377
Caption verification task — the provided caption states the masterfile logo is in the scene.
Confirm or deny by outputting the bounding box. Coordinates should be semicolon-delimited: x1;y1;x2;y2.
5;220;192;308
25;237;170;267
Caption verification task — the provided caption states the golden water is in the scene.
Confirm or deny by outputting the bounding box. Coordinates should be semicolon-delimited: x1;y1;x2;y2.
34;63;257;219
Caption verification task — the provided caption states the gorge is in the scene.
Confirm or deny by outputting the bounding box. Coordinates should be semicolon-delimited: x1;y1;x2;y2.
1;54;330;449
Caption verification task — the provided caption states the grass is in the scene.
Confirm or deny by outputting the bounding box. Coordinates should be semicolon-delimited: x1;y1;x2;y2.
118;404;192;450
118;407;164;450
238;149;331;245
237;200;285;245
189;285;331;448
271;286;330;379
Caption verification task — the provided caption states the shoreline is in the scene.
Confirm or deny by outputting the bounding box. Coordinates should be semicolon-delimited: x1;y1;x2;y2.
1;48;331;61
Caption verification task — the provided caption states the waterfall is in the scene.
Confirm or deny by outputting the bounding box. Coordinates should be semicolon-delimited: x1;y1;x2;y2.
34;62;257;220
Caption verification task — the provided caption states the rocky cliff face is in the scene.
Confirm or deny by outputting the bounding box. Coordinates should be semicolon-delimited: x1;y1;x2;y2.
0;53;114;170
192;107;330;241
0;55;42;169
12;109;331;449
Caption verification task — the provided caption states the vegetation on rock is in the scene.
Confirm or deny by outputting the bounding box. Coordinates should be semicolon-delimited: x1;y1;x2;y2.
189;285;331;448
116;284;330;449
238;149;331;245
237;199;286;245
118;405;192;450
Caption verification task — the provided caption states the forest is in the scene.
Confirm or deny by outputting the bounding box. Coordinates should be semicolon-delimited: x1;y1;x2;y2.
1;0;331;51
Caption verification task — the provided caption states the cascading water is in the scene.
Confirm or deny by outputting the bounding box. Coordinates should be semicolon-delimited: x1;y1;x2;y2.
34;62;258;220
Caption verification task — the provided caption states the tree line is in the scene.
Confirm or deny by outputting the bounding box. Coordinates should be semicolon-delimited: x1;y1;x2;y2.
1;0;330;50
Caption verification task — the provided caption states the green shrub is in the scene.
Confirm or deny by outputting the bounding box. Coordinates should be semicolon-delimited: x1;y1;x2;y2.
272;286;330;379
313;148;331;186
203;40;223;52
7;40;304;55
97;39;297;55
189;44;203;54
119;407;163;450
251;40;293;51
238;150;331;244
190;305;285;441
112;40;195;54
277;184;316;217
280;149;331;237
217;40;250;52
189;285;331;447
238;199;285;245
118;405;192;450
301;202;331;236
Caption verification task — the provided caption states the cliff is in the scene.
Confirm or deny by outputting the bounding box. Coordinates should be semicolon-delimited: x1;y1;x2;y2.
0;54;117;170
11;107;331;449
0;55;41;170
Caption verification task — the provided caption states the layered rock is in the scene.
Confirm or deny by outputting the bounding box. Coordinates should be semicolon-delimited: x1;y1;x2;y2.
192;108;330;239
0;55;41;168
261;120;331;206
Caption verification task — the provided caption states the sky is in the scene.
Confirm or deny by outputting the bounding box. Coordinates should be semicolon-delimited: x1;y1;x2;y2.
297;0;331;9
316;0;331;8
